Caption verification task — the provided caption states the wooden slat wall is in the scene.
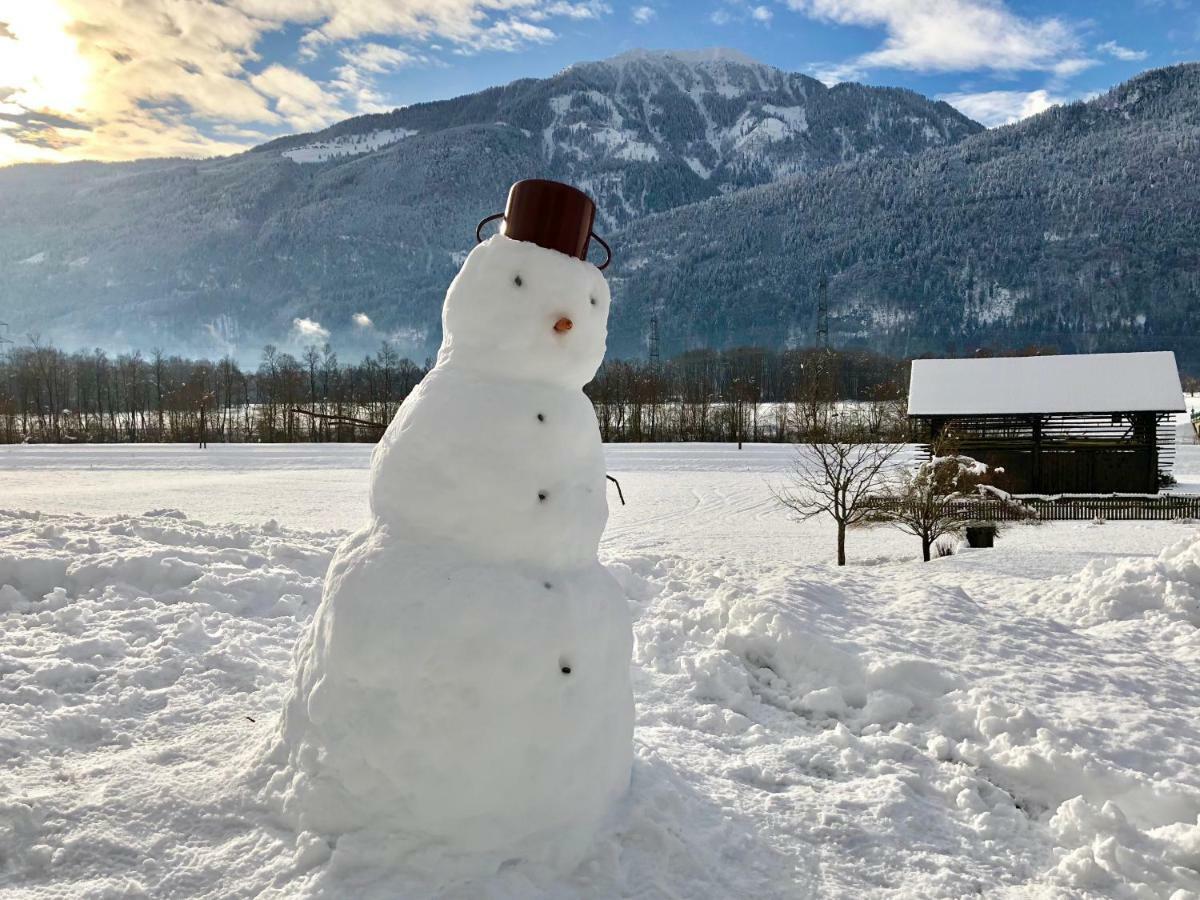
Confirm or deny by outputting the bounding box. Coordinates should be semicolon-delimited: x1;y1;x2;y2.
908;410;1178;494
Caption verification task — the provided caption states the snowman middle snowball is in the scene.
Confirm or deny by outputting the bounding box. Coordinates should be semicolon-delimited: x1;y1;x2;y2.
263;235;634;877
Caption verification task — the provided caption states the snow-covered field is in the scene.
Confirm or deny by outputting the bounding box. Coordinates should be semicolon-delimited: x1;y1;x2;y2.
281;128;416;163
2;443;1200;898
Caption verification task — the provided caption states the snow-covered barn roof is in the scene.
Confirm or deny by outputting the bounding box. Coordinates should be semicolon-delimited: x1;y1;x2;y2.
908;351;1185;416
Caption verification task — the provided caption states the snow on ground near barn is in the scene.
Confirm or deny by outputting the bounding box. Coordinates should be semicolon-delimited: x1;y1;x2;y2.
2;443;1200;898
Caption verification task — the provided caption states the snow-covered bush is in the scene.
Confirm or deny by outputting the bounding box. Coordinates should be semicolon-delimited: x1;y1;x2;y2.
879;439;991;561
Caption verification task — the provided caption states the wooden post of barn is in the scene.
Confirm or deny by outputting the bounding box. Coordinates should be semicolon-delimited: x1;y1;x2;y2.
1031;415;1043;493
1138;411;1157;492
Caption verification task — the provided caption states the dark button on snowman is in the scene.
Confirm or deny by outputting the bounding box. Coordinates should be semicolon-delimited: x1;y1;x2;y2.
262;180;634;880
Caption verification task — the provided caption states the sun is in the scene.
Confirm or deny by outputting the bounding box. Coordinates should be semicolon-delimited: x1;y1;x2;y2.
0;1;90;112
0;0;92;164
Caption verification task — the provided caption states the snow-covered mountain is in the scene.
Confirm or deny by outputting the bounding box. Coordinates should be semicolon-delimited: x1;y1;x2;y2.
14;55;1196;367
605;63;1200;367
0;49;978;360
260;47;978;230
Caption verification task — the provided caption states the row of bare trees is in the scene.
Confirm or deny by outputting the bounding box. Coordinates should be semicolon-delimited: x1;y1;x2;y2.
587;346;909;443
0;338;910;445
0;339;426;444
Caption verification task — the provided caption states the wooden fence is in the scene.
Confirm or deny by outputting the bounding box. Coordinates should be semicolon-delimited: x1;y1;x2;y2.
864;494;1200;522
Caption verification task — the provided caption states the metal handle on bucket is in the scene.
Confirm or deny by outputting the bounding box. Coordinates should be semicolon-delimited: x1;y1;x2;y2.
475;212;504;243
589;231;612;270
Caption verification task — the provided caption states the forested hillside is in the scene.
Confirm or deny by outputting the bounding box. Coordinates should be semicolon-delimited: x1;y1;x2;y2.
1;54;1197;368
0;50;977;361
607;64;1200;368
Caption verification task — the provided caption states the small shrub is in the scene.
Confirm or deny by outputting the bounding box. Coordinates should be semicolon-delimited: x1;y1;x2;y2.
934;537;956;557
966;519;1002;536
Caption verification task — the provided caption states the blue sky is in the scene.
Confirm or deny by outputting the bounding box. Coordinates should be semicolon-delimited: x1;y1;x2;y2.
366;1;1197;113
0;0;1196;165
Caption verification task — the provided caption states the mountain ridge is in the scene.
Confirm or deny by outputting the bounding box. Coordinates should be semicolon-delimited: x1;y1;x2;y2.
0;49;981;362
604;62;1200;366
2;56;1197;368
250;47;979;230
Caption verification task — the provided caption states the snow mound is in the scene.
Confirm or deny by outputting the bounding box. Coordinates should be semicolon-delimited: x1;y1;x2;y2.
0;509;338;897
262;526;633;876
622;553;1200;897
1050;798;1200;897
5;477;1200;896
1050;530;1200;631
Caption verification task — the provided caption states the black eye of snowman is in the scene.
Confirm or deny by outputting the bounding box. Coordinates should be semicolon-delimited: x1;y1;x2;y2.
514;274;523;287
590;296;597;306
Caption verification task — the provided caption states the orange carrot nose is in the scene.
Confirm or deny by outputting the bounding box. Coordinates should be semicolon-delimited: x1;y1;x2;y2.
554;317;573;333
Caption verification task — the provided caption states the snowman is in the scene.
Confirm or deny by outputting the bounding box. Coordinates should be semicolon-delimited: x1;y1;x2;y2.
261;180;634;878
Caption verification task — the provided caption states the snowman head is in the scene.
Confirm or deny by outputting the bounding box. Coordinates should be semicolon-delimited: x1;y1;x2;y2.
437;235;611;387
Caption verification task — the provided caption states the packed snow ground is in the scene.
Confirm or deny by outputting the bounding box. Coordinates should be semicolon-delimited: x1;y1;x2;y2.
2;443;1200;898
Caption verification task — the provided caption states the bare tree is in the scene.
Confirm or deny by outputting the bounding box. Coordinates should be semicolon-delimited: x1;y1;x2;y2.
152;347;166;440
773;422;903;566
864;379;908;439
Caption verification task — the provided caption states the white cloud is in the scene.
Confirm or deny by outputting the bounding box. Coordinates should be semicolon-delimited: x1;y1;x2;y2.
352;312;373;328
528;2;611;21
456;18;557;54
1051;57;1097;77
631;5;656;25
810;61;865;85
214;124;272;139
291;1;566;53
940;87;1065;127
790;0;1089;77
0;0;606;165
1097;40;1148;62
331;43;429;113
709;1;772;27
251;64;349;131
293;317;331;340
339;43;421;75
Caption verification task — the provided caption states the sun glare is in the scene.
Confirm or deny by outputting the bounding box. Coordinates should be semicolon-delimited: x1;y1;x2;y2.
0;0;92;163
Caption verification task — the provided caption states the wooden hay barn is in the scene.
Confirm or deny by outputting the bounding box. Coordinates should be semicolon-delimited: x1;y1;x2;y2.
908;351;1185;495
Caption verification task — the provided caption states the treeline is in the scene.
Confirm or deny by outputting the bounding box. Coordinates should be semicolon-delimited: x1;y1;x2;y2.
588;346;907;442
0;339;907;444
0;340;425;444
